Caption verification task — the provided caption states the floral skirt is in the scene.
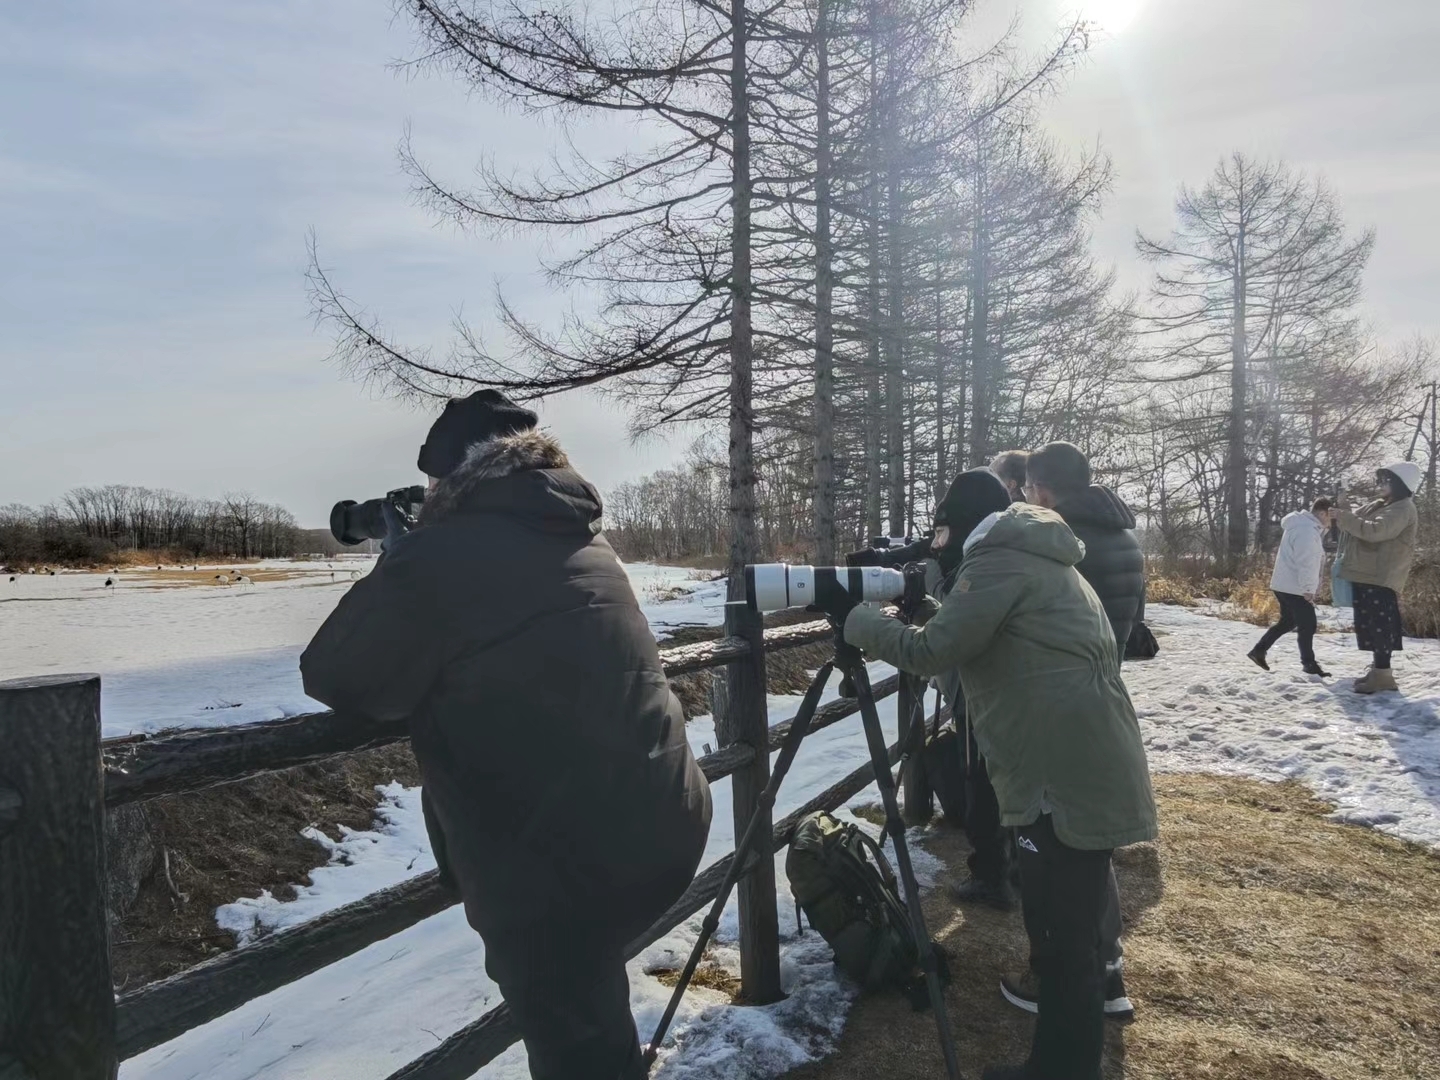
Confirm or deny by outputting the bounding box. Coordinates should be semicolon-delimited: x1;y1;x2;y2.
1351;583;1404;652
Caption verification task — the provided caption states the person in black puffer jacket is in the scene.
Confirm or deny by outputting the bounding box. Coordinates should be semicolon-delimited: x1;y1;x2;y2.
1024;442;1145;654
301;393;711;1080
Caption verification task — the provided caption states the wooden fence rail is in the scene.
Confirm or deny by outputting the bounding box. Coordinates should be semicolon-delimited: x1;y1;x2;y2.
1;608;926;1080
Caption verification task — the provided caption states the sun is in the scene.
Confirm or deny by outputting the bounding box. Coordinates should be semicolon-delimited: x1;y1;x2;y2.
1079;0;1147;33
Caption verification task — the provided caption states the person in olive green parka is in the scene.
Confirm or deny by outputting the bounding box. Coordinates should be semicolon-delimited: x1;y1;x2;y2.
827;499;1156;1080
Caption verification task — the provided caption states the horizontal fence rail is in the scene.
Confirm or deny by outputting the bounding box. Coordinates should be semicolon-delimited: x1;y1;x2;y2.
102;619;836;806
112;672;902;1059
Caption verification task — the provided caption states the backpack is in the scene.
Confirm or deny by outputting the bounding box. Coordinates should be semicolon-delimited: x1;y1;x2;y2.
785;811;925;993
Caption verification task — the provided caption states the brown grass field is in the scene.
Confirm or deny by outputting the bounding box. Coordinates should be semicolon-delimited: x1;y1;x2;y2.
782;774;1440;1080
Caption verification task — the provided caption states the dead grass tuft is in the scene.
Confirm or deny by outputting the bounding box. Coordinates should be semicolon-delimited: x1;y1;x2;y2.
647;961;744;1000
782;773;1440;1080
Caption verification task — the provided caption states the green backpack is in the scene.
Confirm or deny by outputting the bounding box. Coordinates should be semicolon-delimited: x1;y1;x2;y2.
785;811;923;992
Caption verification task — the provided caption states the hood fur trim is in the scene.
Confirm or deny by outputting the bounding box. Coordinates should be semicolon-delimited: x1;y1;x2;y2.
421;429;570;523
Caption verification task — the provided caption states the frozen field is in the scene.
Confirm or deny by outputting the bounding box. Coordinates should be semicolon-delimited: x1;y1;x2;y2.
6;563;1437;1079
0;559;726;737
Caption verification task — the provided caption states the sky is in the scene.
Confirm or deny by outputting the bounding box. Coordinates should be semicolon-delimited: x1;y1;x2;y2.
1;0;1437;527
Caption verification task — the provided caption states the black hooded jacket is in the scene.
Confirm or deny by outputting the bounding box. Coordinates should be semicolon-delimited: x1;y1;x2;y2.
1051;485;1145;652
301;454;712;947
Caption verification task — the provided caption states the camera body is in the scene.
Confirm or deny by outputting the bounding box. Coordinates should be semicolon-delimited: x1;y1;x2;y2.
845;534;933;569
330;485;427;546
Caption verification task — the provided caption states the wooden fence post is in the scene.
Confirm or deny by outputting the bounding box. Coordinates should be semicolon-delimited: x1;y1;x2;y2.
0;675;116;1080
898;675;933;825
711;602;782;1004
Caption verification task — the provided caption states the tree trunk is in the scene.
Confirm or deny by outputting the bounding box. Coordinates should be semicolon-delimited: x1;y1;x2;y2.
1226;228;1249;567
811;0;837;565
862;17;883;541
885;160;905;537
726;0;759;590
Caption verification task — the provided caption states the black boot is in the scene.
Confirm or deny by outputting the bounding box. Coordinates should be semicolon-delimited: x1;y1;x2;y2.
950;875;1016;912
1247;649;1270;671
1303;660;1330;677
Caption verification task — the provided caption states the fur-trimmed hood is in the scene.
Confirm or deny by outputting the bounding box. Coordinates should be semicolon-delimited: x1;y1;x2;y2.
419;429;603;535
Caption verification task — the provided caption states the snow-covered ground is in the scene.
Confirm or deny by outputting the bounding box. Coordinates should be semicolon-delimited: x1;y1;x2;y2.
0;560;726;737
1132;603;1440;846
9;564;1437;1078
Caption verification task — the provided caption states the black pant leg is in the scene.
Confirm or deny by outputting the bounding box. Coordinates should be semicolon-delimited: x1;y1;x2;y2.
485;932;644;1080
964;719;1007;885
1255;591;1298;654
1016;815;1110;1080
1294;595;1317;664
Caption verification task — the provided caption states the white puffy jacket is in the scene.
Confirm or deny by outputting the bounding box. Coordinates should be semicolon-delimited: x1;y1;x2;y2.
1270;511;1326;596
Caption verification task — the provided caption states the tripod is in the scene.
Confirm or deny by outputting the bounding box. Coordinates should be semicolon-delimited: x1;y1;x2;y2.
643;628;964;1079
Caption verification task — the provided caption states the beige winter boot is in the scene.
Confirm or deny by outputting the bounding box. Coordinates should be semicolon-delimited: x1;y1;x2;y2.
1353;667;1398;694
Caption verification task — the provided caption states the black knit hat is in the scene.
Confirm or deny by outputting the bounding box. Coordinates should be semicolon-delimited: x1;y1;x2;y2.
417;390;538;478
934;468;1011;546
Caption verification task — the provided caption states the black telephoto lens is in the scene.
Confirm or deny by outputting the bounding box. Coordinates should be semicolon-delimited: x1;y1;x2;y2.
329;498;390;546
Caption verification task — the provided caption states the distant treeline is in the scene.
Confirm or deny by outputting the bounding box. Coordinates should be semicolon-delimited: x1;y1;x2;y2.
0;485;302;566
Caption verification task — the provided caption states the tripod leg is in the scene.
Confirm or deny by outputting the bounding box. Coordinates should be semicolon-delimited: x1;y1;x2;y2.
643;660;835;1068
849;661;965;1080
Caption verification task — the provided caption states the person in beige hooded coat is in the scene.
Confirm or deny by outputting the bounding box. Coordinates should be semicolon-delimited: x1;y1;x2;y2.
1337;460;1422;694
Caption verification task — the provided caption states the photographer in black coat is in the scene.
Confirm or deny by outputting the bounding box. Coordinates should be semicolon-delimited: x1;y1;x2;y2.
301;392;712;1080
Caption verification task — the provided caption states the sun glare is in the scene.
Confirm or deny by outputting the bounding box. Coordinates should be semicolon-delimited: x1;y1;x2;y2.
1080;0;1146;34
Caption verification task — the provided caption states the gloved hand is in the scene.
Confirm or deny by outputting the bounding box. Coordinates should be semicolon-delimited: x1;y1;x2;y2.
843;547;882;567
809;574;860;626
380;500;410;554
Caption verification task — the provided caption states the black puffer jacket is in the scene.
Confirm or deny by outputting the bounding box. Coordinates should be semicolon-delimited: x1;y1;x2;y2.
1052;486;1145;652
301;449;712;947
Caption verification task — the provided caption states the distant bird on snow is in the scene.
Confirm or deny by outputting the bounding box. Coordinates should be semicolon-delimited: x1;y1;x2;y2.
214;574;230;585
234;575;253;586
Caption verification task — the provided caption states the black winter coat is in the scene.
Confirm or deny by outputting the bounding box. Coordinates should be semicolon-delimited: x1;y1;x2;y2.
1052;486;1145;652
301;463;712;947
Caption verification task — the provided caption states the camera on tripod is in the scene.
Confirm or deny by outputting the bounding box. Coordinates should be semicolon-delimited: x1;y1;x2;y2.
329;486;427;546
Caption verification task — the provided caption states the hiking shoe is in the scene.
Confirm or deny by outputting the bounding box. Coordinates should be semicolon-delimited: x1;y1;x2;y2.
1354;667;1398;694
1105;959;1136;1022
1302;660;1331;678
1246;649;1270;671
999;968;1041;1014
950;876;1016;912
1000;961;1135;1022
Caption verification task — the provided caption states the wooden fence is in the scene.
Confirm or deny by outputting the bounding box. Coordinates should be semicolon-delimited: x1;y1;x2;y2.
0;602;932;1080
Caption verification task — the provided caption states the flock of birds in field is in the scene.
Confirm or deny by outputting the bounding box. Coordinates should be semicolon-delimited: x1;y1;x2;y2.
5;563;361;589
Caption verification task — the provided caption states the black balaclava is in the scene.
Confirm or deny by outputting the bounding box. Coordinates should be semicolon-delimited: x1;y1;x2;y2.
933;468;1012;572
417;390;538;479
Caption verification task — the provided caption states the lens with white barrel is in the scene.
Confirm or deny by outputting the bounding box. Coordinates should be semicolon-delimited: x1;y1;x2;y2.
744;564;905;612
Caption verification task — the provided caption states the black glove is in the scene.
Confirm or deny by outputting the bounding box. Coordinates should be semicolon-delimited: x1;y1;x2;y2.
380;500;410;553
843;547;883;567
810;574;860;626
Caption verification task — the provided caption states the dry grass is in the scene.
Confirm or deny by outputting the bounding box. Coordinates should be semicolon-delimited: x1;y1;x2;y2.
111;745;422;989
664;608;836;719
783;774;1440;1080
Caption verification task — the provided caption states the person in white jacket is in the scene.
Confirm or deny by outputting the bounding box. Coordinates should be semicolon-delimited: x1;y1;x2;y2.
1248;498;1335;676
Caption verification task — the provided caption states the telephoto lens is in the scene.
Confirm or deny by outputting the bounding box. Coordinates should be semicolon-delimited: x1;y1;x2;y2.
744;564;905;613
